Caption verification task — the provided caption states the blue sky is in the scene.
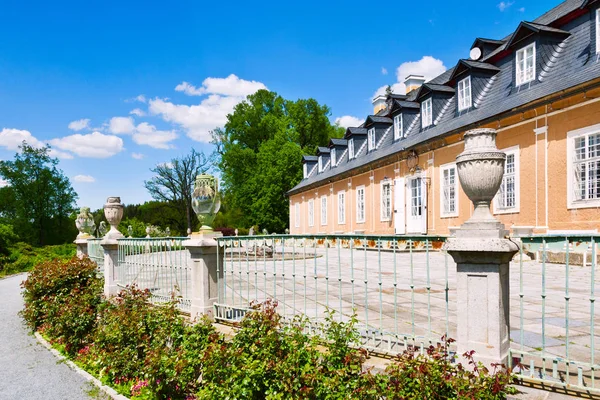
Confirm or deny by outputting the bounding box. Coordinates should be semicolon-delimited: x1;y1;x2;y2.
0;0;560;210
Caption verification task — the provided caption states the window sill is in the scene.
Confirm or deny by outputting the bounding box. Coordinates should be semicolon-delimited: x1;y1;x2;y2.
493;208;520;215
567;200;600;209
440;213;459;219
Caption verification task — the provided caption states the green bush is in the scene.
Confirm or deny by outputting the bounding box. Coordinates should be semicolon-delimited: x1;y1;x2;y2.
0;242;76;277
20;256;102;354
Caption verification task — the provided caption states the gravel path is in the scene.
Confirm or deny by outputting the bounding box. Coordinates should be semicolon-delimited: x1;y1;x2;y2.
0;273;95;400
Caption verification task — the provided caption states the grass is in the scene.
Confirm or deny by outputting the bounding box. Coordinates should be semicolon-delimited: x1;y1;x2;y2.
0;242;76;277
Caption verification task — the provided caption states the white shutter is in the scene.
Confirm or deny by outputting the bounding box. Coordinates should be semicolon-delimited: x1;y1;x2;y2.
420;178;428;234
394;178;406;235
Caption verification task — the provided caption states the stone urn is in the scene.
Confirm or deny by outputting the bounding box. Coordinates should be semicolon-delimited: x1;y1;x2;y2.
75;207;96;239
103;197;124;239
191;174;221;232
454;128;507;237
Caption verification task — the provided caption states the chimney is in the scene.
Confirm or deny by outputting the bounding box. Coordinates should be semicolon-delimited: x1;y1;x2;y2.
404;75;426;95
372;95;387;114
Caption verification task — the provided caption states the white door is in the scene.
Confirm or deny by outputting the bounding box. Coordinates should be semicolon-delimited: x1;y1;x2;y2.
394;178;405;234
406;177;427;234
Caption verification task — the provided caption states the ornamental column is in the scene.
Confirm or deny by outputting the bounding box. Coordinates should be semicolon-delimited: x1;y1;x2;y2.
74;207;95;259
443;128;518;370
100;197;124;297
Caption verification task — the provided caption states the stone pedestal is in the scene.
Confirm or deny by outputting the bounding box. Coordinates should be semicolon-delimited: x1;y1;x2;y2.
74;237;89;259
101;239;120;297
445;237;518;369
183;232;224;319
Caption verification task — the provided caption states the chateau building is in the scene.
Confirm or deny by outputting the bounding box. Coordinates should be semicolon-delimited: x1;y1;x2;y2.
288;0;600;236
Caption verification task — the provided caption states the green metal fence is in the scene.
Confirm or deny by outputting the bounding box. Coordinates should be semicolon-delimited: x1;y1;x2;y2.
87;238;104;274
216;234;451;354
511;234;599;393
116;237;191;312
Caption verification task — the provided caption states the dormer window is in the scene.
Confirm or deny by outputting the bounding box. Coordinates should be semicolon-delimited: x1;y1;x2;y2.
348;139;355;159
303;163;308;178
516;43;535;86
368;128;376;151
421;98;433;128
318;156;323;173
331;148;337;167
596;9;600;53
394;114;403;140
457;76;472;111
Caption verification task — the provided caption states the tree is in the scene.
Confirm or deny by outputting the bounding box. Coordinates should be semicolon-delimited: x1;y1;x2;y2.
213;89;344;232
0;142;78;245
144;149;212;234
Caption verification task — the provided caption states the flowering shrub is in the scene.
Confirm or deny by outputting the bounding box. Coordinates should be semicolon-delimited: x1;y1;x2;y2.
23;267;516;399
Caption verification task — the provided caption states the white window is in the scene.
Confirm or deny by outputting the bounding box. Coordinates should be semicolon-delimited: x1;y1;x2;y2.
394;114;403;140
320;196;327;226
597;9;600;53
457;76;472;111
356;186;366;223
494;146;520;214
303;163;308;178
567;124;600;208
294;203;300;228
348;139;355;159
318;156;323;173
331;148;337;167
337;191;346;224
516;43;535;86
308;199;314;227
421;98;433;128
368;128;376;151
380;181;392;221
440;163;459;217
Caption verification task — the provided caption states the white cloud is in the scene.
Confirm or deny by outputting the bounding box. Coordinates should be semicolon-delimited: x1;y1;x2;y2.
381;67;388;75
132;122;177;149
68;118;90;131
0;128;73;159
0;179;8;188
373;56;447;98
497;1;514;11
130;108;146;117
334;116;364;129
175;74;267;97
518;7;525;12
73;174;95;183
131;152;145;159
108;116;136;135
49;131;124;158
136;95;146;103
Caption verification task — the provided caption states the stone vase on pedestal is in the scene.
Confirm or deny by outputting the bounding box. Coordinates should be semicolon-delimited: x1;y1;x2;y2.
191;174;221;234
75;207;96;239
443;128;518;370
103;197;124;240
101;197;124;297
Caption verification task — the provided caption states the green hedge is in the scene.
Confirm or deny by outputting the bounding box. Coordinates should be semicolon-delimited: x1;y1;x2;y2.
0;242;76;277
22;257;516;399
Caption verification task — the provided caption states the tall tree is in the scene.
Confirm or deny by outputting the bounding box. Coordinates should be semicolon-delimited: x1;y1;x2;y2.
0;142;78;245
213;89;344;232
144;149;212;234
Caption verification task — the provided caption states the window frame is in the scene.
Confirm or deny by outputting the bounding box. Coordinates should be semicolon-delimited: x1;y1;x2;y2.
318;156;323;173
421;98;433;128
356;185;366;223
367;128;376;151
567;123;600;209
294;203;300;228
337;191;346;225
380;180;392;221
457;76;472;111
597;9;600;54
393;114;403;140
303;163;308;178
308;199;315;227
348;138;355;159
494;145;520;214
440;163;459;218
331;148;337;167
320;195;328;226
515;43;536;86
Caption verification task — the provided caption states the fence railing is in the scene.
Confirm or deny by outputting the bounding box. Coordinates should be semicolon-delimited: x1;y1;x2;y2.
115;237;191;312
511;234;599;393
216;234;451;354
87;238;104;274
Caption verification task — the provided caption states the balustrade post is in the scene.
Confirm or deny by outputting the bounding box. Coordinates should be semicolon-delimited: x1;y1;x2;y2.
100;197;124;297
183;233;224;319
74;206;95;259
443;129;518;370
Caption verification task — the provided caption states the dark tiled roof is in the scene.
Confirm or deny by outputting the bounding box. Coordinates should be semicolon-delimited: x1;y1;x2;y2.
302;155;317;163
330;138;348;146
471;38;506;48
366;115;393;124
290;0;600;195
346;127;367;136
449;60;500;81
506;21;570;48
393;100;420;110
316;147;330;154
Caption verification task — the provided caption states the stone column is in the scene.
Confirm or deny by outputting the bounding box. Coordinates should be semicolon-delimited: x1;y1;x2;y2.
74;238;89;259
443;128;518;370
183;233;224;319
100;197;124;297
74;206;95;259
